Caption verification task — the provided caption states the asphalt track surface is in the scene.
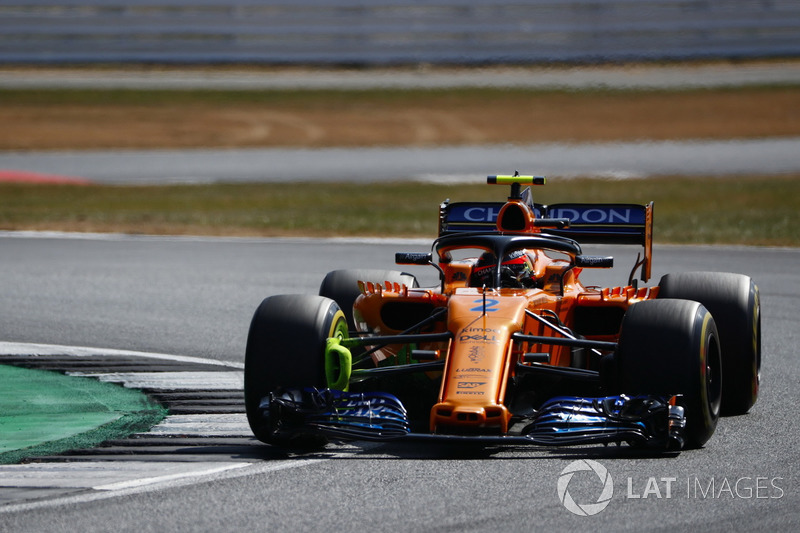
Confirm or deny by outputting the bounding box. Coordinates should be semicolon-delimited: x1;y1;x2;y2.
1;232;798;531
2;61;800;90
3;137;800;185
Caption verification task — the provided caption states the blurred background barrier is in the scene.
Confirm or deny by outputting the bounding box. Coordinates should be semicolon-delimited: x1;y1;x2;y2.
1;0;798;64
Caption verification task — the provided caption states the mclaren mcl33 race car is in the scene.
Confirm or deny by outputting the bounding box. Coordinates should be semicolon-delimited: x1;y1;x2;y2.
245;175;761;452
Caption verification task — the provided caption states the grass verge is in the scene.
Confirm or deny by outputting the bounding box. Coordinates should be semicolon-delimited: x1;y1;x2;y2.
2;175;798;246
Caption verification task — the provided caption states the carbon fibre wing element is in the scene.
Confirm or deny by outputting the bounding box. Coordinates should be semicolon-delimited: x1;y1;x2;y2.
260;390;685;450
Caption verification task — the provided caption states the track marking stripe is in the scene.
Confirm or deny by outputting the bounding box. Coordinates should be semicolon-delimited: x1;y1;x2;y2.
93;463;251;491
67;371;244;390
0;341;369;513
0;341;244;369
0;459;326;514
144;414;251;437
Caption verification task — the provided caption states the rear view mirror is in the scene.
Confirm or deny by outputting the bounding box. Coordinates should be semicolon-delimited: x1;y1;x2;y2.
575;255;614;268
395;252;432;266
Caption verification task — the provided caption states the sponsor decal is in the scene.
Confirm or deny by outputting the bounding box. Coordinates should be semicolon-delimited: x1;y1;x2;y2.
577;256;612;267
449;204;644;225
529;296;550;307
460;206;501;222
456;381;486;389
451;271;467;282
459;333;499;342
459;326;499;343
549;207;642;225
467;345;483;363
463;327;498;333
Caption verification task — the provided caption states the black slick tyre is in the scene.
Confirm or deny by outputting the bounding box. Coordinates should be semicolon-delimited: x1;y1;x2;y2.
617;299;722;448
659;272;761;415
244;294;347;447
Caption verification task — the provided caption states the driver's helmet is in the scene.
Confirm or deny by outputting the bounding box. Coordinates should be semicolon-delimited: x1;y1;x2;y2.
470;249;537;288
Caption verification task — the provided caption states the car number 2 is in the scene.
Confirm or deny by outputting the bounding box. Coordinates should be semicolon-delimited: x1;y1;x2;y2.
470;298;499;312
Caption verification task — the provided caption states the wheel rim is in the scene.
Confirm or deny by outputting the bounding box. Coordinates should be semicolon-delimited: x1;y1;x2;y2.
705;331;722;417
328;309;348;340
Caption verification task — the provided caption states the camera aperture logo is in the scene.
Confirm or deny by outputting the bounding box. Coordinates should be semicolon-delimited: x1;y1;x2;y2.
557;459;614;516
556;460;785;516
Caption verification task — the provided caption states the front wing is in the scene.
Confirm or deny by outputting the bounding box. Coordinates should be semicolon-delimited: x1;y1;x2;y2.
259;389;686;450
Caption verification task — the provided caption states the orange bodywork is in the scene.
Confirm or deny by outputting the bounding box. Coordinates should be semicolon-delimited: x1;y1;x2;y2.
352;195;657;435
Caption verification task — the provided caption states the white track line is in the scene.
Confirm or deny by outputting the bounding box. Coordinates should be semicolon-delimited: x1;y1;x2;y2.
0;341;294;512
0;459;325;514
68;371;244;391
0;341;380;513
0;341;244;369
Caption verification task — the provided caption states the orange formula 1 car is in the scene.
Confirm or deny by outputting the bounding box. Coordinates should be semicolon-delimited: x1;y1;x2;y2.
244;175;761;451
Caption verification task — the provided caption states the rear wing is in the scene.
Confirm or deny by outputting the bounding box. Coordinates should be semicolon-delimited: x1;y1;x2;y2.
439;200;654;281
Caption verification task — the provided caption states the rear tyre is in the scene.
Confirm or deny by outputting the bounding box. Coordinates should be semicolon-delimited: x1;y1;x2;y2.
617;299;722;448
319;269;419;330
244;294;347;447
659;272;760;415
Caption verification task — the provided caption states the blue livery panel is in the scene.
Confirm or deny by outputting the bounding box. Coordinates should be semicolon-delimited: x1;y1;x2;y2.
441;201;650;246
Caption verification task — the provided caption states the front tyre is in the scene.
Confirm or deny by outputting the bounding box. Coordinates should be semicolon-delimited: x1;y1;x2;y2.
617;299;722;448
659;272;761;415
244;294;347;447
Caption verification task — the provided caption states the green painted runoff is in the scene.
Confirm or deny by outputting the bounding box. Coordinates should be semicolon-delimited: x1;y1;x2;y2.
0;364;166;464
